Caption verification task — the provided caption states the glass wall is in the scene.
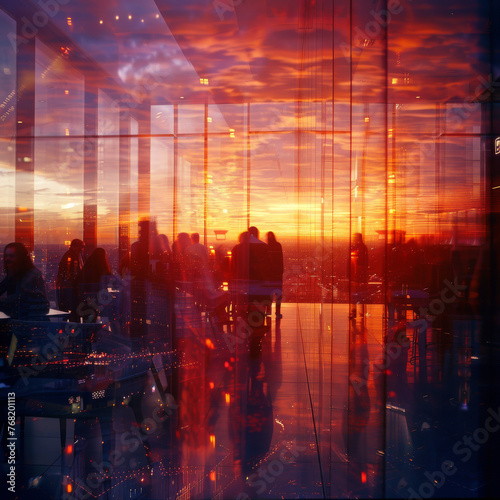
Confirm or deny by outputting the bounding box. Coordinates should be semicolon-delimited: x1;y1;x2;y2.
0;0;498;499
0;9;16;246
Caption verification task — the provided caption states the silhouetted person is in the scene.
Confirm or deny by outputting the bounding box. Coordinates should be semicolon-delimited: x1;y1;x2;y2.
351;233;368;285
248;226;269;302
186;232;210;308
266;231;284;318
73;247;112;323
231;231;250;283
350;233;368;340
130;219;157;340
56;238;84;312
172;232;192;283
230;231;251;317
158;233;172;257
0;242;49;319
186;233;209;272
156;233;172;279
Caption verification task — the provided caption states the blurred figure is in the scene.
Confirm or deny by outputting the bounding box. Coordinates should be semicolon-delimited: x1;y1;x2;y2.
172;232;192;282
186;232;209;275
351;233;368;285
186;232;209;308
231;232;250;282
187;232;207;258
231;231;250;317
350;233;368;340
248;226;269;304
266;231;284;318
0;242;49;319
56;238;85;312
131;219;158;279
130;219;158;340
73;247;112;323
156;233;172;278
158;233;172;256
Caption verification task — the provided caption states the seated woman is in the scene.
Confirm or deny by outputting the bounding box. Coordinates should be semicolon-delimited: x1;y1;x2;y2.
0;242;49;319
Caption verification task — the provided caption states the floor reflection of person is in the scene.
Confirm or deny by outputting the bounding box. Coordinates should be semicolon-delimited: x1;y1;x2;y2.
0;242;49;319
266;231;284;318
56;238;84;313
344;338;371;493
228;309;273;478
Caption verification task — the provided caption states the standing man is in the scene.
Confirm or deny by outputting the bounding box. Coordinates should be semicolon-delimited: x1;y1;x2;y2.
56;238;85;312
186;232;209;271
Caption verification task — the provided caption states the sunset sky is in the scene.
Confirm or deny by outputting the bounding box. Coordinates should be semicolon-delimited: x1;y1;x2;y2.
0;0;492;248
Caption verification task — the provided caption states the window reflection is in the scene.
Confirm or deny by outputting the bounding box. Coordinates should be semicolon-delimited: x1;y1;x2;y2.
0;0;498;498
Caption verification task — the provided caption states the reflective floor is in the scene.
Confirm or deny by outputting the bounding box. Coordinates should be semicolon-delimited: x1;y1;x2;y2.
3;293;493;499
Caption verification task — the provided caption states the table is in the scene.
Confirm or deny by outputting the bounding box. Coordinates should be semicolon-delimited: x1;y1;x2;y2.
0;308;70;321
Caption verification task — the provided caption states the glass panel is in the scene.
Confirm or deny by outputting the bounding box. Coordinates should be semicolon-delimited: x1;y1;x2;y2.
0;1;496;499
33;38;84;303
0;9;16;246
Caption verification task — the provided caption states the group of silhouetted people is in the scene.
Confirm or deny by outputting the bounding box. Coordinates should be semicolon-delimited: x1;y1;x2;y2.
0;239;116;323
57;239;114;323
230;226;284;318
0;224;285;324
